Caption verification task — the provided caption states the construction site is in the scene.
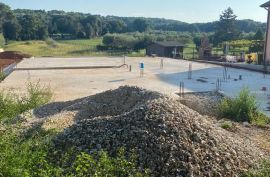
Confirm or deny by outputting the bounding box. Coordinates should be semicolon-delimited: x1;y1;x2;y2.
0;55;270;176
1;56;270;114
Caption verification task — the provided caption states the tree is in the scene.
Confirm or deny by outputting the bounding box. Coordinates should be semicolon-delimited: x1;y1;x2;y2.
3;20;21;40
214;7;241;45
82;15;103;38
107;20;125;33
0;3;14;32
253;28;264;40
19;14;39;40
133;18;150;33
249;40;264;53
193;35;202;50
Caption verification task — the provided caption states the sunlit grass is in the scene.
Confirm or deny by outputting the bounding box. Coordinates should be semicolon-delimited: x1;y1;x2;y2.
4;38;145;57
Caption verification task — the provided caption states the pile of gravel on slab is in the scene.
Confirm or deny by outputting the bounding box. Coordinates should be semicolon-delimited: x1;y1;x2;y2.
47;86;267;177
179;92;224;117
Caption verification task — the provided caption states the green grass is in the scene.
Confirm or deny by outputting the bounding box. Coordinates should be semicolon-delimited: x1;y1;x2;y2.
0;72;6;82
242;160;270;177
4;38;146;57
220;121;233;130
0;33;5;48
0;81;52;121
183;43;197;60
0;125;148;177
218;87;269;125
0;82;148;176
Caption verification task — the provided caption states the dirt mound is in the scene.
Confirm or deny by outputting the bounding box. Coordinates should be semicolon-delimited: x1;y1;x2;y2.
0;51;32;60
26;86;267;176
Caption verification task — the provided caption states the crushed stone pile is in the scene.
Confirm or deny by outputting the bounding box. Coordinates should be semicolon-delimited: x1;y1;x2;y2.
26;86;267;177
179;92;224;116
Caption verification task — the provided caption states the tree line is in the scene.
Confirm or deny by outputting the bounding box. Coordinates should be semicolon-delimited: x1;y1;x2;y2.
0;2;266;42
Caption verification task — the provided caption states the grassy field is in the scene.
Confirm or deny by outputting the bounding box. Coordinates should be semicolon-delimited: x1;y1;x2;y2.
4;38;145;57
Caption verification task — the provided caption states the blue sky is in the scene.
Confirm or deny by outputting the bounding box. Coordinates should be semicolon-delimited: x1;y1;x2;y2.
1;0;269;23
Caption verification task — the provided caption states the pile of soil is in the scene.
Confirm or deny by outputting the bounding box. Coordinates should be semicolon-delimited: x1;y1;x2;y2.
0;51;32;60
24;86;268;176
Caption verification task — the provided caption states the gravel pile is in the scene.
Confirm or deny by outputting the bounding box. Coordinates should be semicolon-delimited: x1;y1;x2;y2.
179;92;224;117
39;86;268;176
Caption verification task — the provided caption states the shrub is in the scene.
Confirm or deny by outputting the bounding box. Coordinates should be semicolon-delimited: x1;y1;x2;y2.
69;148;148;177
45;38;58;48
0;126;147;176
0;81;52;121
0;72;6;82
220;121;233;130
218;88;269;124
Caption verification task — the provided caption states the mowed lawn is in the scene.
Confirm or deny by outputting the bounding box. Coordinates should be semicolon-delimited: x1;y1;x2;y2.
3;38;112;57
4;38;146;57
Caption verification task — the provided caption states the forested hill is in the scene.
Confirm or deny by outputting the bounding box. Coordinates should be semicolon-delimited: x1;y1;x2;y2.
111;16;266;33
0;1;266;41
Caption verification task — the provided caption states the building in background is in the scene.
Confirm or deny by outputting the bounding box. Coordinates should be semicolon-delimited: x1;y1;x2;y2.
146;41;185;59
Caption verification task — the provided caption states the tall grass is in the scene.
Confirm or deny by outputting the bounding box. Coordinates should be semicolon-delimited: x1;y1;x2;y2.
0;72;6;82
0;81;52;121
242;160;270;177
0;82;147;176
218;88;269;125
0;33;5;48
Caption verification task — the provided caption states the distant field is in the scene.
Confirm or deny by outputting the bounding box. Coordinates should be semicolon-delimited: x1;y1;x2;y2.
4;38;145;57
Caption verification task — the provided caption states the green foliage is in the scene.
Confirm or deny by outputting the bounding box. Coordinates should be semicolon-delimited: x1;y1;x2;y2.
0;127;61;177
0;81;52;121
0;2;265;42
214;7;241;45
103;34;139;50
3;19;21;40
0;126;147;176
249;40;264;53
0;84;147;176
0;2;14;32
193;35;201;50
19;14;48;40
70;149;148;177
133;18;150;33
220;121;233;130
0;72;6;81
45;38;58;48
242;160;270;177
0;33;5;47
253;28;264;40
218;88;269;124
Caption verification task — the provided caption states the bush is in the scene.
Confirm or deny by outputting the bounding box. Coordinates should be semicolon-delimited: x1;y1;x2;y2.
0;82;147;176
102;34;138;50
0;72;6;82
69;149;148;177
45;38;58;48
218;88;269;124
220;121;233;130
0;126;147;176
0;81;52;121
242;160;270;177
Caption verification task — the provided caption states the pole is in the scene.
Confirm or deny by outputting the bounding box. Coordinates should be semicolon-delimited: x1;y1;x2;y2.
264;8;270;65
160;58;164;69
